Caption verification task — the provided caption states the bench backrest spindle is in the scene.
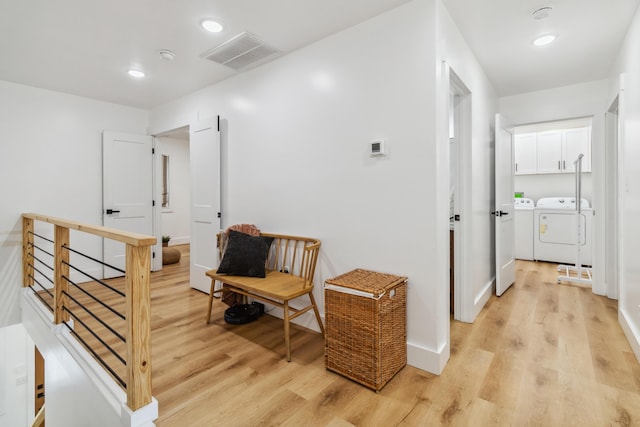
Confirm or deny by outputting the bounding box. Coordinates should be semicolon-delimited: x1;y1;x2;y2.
261;233;319;289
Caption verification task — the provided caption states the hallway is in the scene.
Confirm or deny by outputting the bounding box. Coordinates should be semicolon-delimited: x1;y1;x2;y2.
148;250;640;426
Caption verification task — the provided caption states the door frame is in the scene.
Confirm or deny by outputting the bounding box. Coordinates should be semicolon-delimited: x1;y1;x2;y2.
102;131;160;275
605;95;620;299
448;67;472;322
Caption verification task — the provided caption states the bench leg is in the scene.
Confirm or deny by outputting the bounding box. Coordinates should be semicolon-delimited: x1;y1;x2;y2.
206;279;216;324
284;300;291;362
309;291;325;337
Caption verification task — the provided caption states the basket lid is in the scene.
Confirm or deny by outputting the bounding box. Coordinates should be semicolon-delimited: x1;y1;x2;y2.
325;269;406;296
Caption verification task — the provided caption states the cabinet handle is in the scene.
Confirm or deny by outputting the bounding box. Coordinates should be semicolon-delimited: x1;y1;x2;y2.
558;161;561;170
515;163;518;172
563;160;566;169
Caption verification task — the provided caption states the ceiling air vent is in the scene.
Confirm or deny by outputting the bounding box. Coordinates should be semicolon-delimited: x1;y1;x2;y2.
201;32;280;70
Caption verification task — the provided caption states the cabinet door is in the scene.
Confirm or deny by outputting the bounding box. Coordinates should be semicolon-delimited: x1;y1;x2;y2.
514;133;537;175
536;130;562;174
563;127;591;173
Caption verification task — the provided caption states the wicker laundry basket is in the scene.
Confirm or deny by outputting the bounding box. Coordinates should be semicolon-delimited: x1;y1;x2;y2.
324;269;407;391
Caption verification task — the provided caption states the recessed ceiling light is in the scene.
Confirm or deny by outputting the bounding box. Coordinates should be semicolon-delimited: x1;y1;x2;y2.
128;69;145;78
533;34;556;46
201;19;223;33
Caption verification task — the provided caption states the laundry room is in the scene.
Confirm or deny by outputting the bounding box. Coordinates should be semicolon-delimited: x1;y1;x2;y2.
512;116;594;266
498;79;608;280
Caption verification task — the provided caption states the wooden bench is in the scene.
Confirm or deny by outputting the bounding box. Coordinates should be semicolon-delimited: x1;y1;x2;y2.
205;233;325;361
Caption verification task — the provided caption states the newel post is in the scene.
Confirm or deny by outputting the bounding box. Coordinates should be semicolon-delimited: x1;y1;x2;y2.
22;216;34;287
54;225;70;324
125;243;152;410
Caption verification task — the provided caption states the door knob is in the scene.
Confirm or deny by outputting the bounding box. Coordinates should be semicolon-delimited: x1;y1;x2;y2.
106;209;121;215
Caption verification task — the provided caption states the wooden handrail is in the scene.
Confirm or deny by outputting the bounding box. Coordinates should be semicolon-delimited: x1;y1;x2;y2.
22;213;155;411
22;213;156;246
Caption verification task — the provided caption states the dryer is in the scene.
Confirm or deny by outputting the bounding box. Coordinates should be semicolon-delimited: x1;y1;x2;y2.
514;198;535;260
534;197;593;265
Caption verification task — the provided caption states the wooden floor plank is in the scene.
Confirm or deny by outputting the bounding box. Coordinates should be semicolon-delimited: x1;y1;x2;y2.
65;249;640;426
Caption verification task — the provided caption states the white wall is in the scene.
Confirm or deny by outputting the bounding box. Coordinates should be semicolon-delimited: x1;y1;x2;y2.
514;174;593;205
0;81;149;328
152;0;451;373
158;136;191;246
0;324;29;427
436;0;499;324
151;0;497;374
498;80;609;295
609;5;640;361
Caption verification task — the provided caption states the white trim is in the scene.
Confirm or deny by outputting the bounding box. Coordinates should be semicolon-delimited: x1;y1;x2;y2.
605;93;620;300
152;137;162;272
448;67;473;323
619;307;640;362
258;302;322;334
167;236;190;246
407;341;450;375
469;277;495;321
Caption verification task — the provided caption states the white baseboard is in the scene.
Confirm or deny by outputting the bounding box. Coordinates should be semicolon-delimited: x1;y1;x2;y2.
460;277;494;323
472;277;495;320
262;303;323;333
619;307;640;363
168;237;190;246
407;341;449;375
263;303;449;375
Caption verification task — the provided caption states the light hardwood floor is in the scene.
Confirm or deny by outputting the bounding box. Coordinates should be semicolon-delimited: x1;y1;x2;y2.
134;247;640;426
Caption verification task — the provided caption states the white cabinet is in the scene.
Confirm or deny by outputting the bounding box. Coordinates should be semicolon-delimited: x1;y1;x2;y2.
563;127;591;173
537;130;563;174
514;126;591;175
514;133;537;175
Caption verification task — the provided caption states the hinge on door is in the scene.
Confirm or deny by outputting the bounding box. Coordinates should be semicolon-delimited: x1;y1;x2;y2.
217;212;221;218
152;148;155;154
152;200;155;206
153;252;156;259
217;115;220;132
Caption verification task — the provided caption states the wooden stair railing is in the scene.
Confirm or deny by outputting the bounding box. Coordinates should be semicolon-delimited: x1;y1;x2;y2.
22;213;156;411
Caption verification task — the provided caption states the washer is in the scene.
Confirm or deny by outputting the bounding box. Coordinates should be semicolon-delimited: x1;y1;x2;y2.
514;198;535;260
534;197;593;265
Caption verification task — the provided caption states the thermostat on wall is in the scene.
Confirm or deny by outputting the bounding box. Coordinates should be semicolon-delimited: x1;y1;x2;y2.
369;140;386;157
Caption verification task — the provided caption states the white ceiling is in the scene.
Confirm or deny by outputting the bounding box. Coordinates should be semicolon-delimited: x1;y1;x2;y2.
1;0;638;109
442;0;640;96
0;0;411;109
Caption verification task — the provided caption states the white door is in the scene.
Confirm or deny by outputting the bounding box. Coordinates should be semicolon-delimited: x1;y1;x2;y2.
495;114;516;296
102;131;154;278
190;117;221;293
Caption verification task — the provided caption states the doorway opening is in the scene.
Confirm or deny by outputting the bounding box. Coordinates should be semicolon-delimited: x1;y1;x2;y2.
512;117;594;287
155;126;191;267
448;69;471;321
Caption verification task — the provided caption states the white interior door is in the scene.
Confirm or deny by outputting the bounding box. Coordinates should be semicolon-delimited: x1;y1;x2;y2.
102;131;154;278
495;114;516;296
190;117;221;293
